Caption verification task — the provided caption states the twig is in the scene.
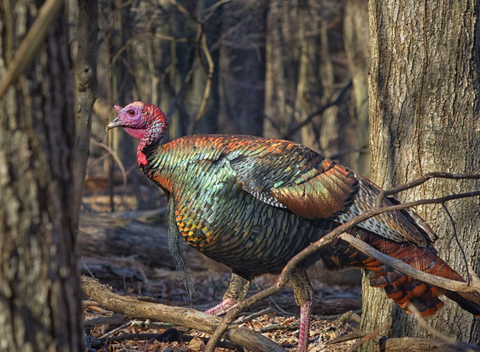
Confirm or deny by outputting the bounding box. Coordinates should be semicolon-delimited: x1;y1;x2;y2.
81;259;96;279
325;329;367;345
281;80;352;139
268;297;296;317
316;309;362;321
233;307;275;325
0;0;64;99
90;138;128;191
84;314;126;327
254;280;296;316
328;148;370;160
99;322;131;339
407;303;476;352
258;323;293;333
101;332;240;350
99;207;168;219
375;172;480;207
345;323;391;352
169;0;200;23
203;0;231;22
191;28;214;134
442;203;470;284
336;310;362;325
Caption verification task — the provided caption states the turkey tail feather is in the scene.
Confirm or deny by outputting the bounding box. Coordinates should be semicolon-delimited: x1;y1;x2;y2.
323;230;480;317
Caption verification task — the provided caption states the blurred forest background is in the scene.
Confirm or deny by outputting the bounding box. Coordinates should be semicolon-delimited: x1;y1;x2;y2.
76;0;370;213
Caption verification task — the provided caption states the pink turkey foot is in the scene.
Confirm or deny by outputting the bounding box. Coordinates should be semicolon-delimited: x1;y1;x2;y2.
297;299;313;352
205;298;239;315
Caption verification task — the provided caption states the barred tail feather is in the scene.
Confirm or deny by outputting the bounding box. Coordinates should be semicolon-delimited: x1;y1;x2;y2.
322;230;480;317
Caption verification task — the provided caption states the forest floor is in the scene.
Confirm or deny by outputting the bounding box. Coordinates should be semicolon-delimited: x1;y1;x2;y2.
81;188;365;352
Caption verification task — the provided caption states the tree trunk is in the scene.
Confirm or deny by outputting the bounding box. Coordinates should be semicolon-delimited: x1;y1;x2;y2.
72;0;98;229
218;0;267;136
344;0;370;178
360;0;480;349
185;0;221;135
0;2;83;351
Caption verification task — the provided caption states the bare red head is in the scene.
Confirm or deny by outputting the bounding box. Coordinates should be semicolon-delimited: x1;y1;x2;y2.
107;102;168;165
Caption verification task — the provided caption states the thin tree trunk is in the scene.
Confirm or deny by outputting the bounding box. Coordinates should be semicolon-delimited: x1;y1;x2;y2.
0;2;82;351
360;0;480;349
73;0;98;229
344;0;370;178
319;16;340;157
218;0;267;136
185;0;220;135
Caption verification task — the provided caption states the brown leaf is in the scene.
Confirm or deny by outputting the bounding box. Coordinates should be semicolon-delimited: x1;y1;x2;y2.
188;336;205;351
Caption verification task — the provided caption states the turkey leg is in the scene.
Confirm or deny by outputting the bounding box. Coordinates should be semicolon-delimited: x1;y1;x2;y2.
205;273;250;315
290;268;314;352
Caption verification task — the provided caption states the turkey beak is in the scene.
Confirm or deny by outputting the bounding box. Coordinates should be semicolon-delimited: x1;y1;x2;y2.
106;117;121;131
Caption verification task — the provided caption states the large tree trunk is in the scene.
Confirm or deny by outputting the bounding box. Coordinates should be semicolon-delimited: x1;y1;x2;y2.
360;0;480;349
0;1;83;351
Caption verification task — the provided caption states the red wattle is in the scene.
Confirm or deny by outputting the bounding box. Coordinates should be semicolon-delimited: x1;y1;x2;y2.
137;150;148;165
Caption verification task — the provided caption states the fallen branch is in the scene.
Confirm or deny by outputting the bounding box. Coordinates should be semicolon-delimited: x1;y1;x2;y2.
81;276;286;352
102;333;240;350
381;337;480;352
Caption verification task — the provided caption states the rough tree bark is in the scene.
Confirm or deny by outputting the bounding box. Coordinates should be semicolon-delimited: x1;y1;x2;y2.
72;0;98;229
360;0;480;349
0;1;83;351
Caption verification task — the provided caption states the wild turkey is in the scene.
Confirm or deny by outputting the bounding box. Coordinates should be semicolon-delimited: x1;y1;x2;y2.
107;102;480;352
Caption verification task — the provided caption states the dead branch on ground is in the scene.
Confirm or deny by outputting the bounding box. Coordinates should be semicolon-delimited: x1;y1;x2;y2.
381;337;480;352
81;276;287;352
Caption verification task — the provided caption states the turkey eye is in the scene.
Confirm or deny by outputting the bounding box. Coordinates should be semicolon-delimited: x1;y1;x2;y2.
128;110;135;116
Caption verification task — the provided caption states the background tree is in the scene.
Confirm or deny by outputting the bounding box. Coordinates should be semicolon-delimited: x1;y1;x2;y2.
0;1;83;350
344;0;370;178
360;0;480;349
